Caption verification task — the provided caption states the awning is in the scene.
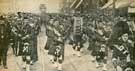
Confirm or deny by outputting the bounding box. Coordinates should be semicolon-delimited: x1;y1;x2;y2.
101;0;135;9
70;0;78;9
70;0;84;9
75;0;83;9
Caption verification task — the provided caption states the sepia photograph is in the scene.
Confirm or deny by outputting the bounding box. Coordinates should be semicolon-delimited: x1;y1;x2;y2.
0;0;135;71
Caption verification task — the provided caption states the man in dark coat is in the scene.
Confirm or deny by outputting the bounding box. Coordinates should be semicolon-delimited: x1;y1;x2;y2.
0;16;10;69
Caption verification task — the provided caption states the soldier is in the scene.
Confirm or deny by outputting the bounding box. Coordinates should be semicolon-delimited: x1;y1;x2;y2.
112;33;134;71
49;36;64;71
44;18;55;50
108;21;134;71
85;20;96;51
21;20;32;71
10;17;19;56
0;16;10;69
43;18;57;70
95;42;108;71
48;19;66;71
11;12;24;56
25;18;39;64
72;13;84;57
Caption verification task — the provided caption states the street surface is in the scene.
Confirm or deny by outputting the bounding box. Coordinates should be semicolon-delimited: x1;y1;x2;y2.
0;26;114;71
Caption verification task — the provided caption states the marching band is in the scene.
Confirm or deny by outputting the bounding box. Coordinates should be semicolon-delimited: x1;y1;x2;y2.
0;4;135;71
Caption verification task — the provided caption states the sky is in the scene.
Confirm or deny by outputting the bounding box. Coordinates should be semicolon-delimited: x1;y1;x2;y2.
0;0;63;13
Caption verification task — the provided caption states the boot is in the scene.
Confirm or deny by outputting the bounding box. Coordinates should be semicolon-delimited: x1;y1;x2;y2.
91;56;96;62
102;64;107;71
30;61;34;65
4;66;8;69
58;63;62;71
22;62;26;69
26;64;30;71
77;51;81;57
96;62;100;68
73;50;77;55
53;62;58;68
49;55;54;63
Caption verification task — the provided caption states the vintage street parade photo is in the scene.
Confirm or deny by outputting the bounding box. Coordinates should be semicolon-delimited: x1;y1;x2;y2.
0;0;135;71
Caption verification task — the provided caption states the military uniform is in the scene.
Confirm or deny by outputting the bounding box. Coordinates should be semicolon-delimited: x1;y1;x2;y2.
22;27;31;62
96;44;107;63
72;15;84;57
112;37;134;70
11;17;24;56
44;21;56;50
0;17;10;69
47;19;68;70
109;21;134;71
47;23;63;55
11;21;19;56
17;21;32;70
22;18;39;63
91;28;106;57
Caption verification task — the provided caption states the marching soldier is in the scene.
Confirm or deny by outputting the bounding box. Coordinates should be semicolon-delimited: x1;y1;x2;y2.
108;21;134;71
25;18;40;64
95;43;108;70
11;12;24;56
72;13;84;57
48;19;66;71
44;18;55;50
10;18;19;56
54;37;64;71
0;16;10;69
21;19;33;71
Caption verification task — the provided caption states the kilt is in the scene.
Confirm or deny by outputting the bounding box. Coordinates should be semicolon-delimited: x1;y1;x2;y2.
96;51;106;63
54;45;64;63
91;41;100;56
73;35;82;43
48;42;64;56
48;42;64;61
22;45;32;56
